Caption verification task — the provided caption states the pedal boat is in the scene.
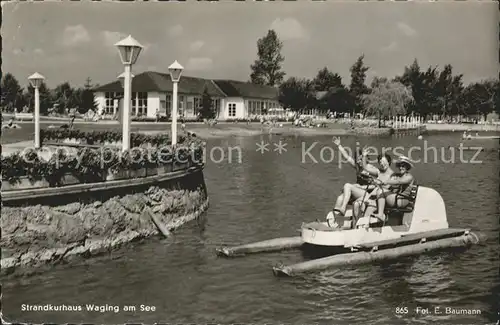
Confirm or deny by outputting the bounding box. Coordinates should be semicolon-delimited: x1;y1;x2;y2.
215;185;481;276
301;185;452;248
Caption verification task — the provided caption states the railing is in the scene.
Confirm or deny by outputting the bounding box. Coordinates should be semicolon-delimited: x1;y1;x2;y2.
2;164;204;203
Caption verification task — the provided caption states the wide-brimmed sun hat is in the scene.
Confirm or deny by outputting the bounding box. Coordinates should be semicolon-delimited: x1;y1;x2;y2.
395;156;414;169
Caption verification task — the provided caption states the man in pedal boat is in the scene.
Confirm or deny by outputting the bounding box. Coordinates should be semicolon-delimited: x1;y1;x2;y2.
357;156;415;225
327;138;393;227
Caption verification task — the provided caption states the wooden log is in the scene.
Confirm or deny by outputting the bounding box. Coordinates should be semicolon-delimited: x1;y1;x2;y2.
216;236;304;257
272;233;480;277
143;209;171;238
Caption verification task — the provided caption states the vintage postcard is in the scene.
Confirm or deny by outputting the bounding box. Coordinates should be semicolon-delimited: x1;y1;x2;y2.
1;1;498;324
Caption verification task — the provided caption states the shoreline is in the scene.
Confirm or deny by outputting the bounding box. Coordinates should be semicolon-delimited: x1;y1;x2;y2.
2;123;498;149
424;123;500;132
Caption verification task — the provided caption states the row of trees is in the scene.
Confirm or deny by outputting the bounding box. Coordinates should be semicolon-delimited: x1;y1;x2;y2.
1;73;98;115
249;30;500;121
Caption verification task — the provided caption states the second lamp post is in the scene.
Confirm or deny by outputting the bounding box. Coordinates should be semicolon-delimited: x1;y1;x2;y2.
115;35;143;151
168;61;184;146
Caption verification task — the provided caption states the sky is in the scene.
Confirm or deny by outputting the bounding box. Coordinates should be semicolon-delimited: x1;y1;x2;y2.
2;1;498;89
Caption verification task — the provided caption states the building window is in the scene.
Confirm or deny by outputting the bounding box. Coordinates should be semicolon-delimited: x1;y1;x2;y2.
130;92;148;116
137;92;147;116
250;101;259;115
131;92;137;115
166;94;171;111
228;103;236;117
193;97;200;116
178;95;184;116
104;92;115;115
211;98;220;111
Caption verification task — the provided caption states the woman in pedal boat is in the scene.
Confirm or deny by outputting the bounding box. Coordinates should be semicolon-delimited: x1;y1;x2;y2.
362;156;415;222
328;138;392;227
327;138;371;227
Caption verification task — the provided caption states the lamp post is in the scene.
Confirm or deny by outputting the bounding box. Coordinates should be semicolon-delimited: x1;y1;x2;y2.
117;72;135;125
28;72;45;149
168;60;184;146
115;35;143;151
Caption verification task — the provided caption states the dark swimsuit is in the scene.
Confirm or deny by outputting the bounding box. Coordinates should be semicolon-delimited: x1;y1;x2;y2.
389;172;415;197
355;165;371;186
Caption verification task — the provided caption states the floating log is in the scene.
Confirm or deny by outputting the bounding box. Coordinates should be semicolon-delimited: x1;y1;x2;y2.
272;232;481;277
216;236;303;257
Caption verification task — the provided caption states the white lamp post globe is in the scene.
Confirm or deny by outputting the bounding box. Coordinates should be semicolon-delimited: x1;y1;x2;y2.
28;72;45;88
114;35;143;66
168;60;184;82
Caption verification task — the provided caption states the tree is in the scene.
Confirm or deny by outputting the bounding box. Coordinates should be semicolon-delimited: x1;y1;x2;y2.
371;77;389;88
199;87;216;119
24;81;53;115
349;55;370;116
395;59;422;116
53;82;76;114
460;80;498;120
362;79;413;128
1;73;24;112
395;60;442;120
77;77;98;114
494;79;500;115
418;66;438;117
313;67;343;91
250;30;286;86
278;77;316;112
318;86;354;115
435;64;464;118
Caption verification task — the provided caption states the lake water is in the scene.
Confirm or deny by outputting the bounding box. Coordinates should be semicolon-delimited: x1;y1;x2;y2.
3;133;499;324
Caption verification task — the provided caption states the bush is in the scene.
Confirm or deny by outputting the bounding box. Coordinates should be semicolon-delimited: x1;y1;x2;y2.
40;129;183;147
1;133;204;185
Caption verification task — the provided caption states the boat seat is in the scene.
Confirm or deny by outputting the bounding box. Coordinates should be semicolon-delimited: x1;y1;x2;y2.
384;185;419;214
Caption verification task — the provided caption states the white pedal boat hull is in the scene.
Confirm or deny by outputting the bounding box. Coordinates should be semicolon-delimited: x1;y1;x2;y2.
301;186;449;248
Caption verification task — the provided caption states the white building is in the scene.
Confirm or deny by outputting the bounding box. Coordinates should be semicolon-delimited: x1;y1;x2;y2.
93;71;281;120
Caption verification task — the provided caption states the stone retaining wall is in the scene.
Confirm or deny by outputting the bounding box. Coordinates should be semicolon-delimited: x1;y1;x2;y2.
1;170;208;276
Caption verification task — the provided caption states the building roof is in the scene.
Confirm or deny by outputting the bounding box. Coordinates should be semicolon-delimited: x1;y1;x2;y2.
93;71;226;97
93;71;279;100
212;80;279;100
